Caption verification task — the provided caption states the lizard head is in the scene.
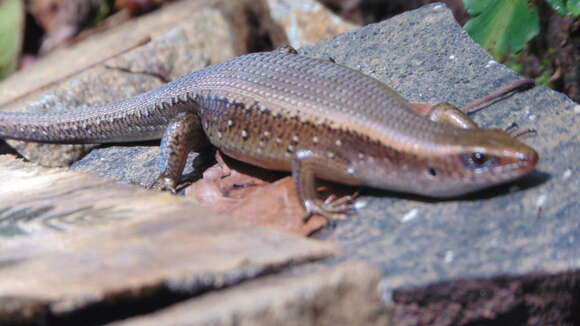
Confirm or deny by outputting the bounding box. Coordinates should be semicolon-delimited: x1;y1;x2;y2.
422;128;539;197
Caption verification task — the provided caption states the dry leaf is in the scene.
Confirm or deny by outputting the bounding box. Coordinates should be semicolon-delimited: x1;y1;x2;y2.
186;152;329;236
115;0;173;15
29;0;105;52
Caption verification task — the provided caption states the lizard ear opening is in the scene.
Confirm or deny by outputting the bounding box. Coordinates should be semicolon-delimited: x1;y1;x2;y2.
427;167;437;177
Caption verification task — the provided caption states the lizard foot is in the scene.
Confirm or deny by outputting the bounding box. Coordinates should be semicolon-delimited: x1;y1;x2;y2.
302;193;359;222
504;122;537;139
147;175;190;194
276;44;298;54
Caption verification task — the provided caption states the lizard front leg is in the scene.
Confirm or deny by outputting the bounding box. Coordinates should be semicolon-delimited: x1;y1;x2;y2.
292;150;358;221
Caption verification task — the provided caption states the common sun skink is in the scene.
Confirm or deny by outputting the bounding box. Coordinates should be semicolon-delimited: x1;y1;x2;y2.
0;47;538;219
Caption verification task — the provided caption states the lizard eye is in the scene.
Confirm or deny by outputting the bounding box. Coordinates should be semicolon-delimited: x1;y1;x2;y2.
471;152;487;165
460;152;498;172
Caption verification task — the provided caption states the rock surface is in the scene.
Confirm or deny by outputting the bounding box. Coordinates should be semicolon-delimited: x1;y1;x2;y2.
0;0;358;186
0;0;261;168
0;157;337;325
294;2;579;323
0;2;385;324
392;269;580;326
266;0;357;48
107;263;390;326
0;0;579;324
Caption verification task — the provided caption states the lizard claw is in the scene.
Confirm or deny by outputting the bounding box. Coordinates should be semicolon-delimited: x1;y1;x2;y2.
302;193;359;222
276;44;298;54
148;175;179;194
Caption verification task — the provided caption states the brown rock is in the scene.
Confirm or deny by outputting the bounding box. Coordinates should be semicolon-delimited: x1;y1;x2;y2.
0;0;264;167
266;0;358;48
0;157;337;324
107;263;390;326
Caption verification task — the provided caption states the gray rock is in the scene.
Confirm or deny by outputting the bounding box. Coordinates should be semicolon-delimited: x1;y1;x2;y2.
297;3;579;303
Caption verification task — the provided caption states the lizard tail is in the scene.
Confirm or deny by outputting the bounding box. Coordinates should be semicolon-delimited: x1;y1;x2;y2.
0;89;189;144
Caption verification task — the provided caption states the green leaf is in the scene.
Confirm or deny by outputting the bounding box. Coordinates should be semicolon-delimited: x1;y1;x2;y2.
566;0;580;16
463;0;492;16
95;0;112;24
547;0;567;15
546;0;580;16
464;0;540;61
0;0;24;80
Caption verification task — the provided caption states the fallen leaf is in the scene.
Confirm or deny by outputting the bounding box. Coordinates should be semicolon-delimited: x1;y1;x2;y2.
186;152;329;236
115;0;174;15
29;0;108;53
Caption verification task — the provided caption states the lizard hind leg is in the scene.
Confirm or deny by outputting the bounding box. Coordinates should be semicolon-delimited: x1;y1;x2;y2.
151;112;208;193
409;79;535;130
408;102;480;129
424;102;479;129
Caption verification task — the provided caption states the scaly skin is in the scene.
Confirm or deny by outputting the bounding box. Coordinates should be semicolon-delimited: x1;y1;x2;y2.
0;49;538;218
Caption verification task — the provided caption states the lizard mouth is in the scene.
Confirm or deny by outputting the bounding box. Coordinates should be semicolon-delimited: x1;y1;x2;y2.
517;149;539;173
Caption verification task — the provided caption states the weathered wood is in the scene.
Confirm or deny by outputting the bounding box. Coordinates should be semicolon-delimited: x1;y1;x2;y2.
0;156;337;324
107;263;390;326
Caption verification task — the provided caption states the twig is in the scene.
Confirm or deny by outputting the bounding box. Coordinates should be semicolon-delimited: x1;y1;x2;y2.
460;79;535;114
